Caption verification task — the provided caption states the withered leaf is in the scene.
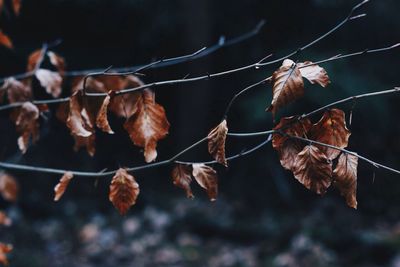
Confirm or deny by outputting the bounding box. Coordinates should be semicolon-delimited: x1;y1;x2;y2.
0;211;11;226
207;119;228;167
0;243;12;266
310;109;351;160
35;69;63;98
172;164;194;199
1;78;32;103
0;31;13;49
123;89;170;163
272;116;311;171
54;172;74;201
292;145;332;195
12;0;21;15
192;164;218;201
95;92;114;134
73;134;96;157
15;102;40;153
109;168;140;215
298;61;330;87
47;51;65;74
267;59;304;117
66;90;92;138
333;153;358;209
0;173;18;202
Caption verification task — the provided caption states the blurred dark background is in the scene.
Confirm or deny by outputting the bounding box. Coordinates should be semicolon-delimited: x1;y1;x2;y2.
0;0;400;266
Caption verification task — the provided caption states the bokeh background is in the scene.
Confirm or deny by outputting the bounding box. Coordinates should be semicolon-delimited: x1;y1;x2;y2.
0;0;400;266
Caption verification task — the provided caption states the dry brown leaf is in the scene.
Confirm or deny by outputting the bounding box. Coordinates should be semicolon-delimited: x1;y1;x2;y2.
207;119;228;167
12;0;21;15
266;59;304;117
0;243;12;266
1;78;32;103
192;164;218;201
15;102;40;153
0;212;11;226
292;145;332;195
310;109;351;160
72;134;96;156
172;164;194;199
298;61;330;87
35;69;63;98
123;89;170;163
0;31;13;49
95;92;114;134
66;90;92;137
47;51;66;74
333;153;358;209
109;168;140;215
53;172;74;201
0;173;18;202
272;116;311;171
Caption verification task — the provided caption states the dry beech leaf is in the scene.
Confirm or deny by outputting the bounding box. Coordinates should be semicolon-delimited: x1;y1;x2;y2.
47;51;66;73
96;92;114;134
172;164;194;199
0;243;12;266
15;102;40;153
0;173;18;202
207;119;228;167
123;89;170;163
67;90;92;137
54;172;74;201
310;108;351;160
35;69;63;98
192;164;218;201
298;61;330;87
272;116;311;171
292;145;332;195
1;78;32;103
109;168;140;215
267;59;304;117
333;153;358;209
73;134;96;156
0;211;11;226
0;31;13;49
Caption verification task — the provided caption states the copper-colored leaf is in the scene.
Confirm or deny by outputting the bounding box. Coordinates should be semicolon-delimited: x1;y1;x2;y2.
266;59;304;117
95;92;114;134
72;134;96;157
15;102;40;153
47;51;65;74
0;31;13;49
12;0;21;15
272;116;311;171
310;109;351;160
292;145;332;195
66;90;92;137
54;172;74;201
123;89;170;163
172;164;194;199
298;61;330;87
35;69;63;98
109;168;139;215
207;120;228;167
192;164;218;201
0;173;18;202
333;153;358;209
1;78;32;103
0;243;12;266
0;211;11;226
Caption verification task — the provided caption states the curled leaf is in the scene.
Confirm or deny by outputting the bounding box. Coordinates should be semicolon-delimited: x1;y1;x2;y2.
192;164;218;201
267;59;304;117
0;31;13;49
95;92;114;134
109;168;140;215
35;69;63;98
0;243;12;266
66;90;92;137
310;109;351;160
15;102;40;153
54;172;74;201
123;89;170;163
298;61;330;87
172;164;194;199
0;173;18;202
207;120;228;167
333;153;358;209
292;145;332;195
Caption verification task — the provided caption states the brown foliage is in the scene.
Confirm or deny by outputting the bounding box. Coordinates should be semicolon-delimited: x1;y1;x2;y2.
298;61;330;87
0;243;12;266
0;31;12;49
15;102;40;153
172;164;194;199
54;172;74;201
192;164;218;201
0;173;18;202
207;119;228;167
109;168;140;215
333;153;358;209
0;212;11;226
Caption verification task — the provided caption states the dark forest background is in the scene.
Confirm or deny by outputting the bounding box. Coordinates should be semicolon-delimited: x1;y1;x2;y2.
0;0;400;266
